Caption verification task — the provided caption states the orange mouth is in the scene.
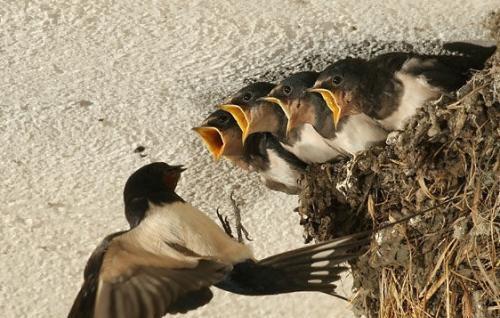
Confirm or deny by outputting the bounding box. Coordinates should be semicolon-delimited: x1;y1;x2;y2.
192;126;225;160
307;88;342;129
257;97;291;119
219;104;251;142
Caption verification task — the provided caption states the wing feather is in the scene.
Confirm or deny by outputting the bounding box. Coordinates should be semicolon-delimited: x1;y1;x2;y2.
93;237;231;318
70;232;231;318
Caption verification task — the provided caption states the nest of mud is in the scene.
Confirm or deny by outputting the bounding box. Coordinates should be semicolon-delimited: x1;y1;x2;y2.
297;12;500;318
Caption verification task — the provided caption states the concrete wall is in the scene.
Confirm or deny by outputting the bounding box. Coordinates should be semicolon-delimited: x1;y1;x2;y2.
1;1;497;317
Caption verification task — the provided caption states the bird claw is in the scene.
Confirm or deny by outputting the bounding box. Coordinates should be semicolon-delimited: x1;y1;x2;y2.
216;208;234;238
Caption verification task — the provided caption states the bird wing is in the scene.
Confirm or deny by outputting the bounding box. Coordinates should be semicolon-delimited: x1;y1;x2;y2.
95;234;231;318
69;232;231;318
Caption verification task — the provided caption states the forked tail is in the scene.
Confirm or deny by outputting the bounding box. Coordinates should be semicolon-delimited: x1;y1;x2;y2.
443;41;496;70
215;231;371;299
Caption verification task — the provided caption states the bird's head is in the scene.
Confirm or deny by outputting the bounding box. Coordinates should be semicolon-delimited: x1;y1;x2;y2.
123;162;186;228
219;82;282;143
259;72;319;136
193;109;244;161
309;58;367;128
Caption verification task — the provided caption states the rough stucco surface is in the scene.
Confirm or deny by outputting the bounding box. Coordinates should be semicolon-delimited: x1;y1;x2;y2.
0;1;498;317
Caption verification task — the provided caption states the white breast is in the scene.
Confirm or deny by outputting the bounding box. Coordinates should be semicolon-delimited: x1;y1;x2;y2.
262;148;300;189
380;61;441;130
131;202;253;264
283;124;343;163
331;114;387;155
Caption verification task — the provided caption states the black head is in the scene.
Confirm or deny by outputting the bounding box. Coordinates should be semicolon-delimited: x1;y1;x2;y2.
227;82;276;108
123;162;186;228
315;58;367;92
202;109;238;131
309;59;372;127
193;109;245;160
220;82;278;142
269;72;319;102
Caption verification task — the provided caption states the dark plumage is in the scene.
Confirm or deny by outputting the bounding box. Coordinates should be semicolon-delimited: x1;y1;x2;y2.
219;82;282;142
194;109;306;194
68;162;371;317
258;71;387;163
312;42;496;130
259;72;348;163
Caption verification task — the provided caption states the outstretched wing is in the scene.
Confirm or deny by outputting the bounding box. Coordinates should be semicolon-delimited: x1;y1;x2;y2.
69;233;231;318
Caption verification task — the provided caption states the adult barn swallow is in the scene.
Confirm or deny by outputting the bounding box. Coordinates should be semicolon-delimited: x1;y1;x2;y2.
193;110;306;194
68;162;370;317
311;42;496;130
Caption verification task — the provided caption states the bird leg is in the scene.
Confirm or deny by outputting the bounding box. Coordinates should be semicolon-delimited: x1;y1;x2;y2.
229;191;252;243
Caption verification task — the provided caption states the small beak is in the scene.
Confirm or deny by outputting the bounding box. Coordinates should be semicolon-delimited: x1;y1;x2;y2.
169;165;187;173
257;97;291;119
219;104;251;143
192;126;225;160
307;88;342;129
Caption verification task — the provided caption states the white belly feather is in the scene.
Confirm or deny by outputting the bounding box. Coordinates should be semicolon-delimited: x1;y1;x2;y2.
283;124;343;163
331;114;387;155
130;202;253;264
380;62;441;130
262;148;300;189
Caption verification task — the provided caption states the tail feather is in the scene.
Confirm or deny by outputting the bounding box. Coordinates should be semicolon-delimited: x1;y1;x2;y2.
258;231;370;266
215;231;370;298
408;42;496;92
289;266;347;285
441;41;496;73
444;41;496;62
258;233;369;296
282;256;355;273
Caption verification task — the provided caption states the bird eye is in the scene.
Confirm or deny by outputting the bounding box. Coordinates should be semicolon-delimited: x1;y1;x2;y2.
282;85;292;96
242;93;252;101
332;75;343;85
221;114;230;123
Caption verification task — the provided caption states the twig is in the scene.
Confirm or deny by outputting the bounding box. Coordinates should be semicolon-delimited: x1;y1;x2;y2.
229;190;252;242
356;174;375;216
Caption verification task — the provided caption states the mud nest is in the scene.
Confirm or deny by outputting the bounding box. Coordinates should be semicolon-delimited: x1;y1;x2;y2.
297;12;500;318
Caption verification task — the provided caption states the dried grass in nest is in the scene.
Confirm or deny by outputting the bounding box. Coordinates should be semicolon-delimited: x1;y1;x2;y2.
297;11;500;318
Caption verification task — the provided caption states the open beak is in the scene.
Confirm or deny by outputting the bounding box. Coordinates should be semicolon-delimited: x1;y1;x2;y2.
257;97;291;119
285;114;295;137
219;104;251;143
192;126;226;160
307;88;342;129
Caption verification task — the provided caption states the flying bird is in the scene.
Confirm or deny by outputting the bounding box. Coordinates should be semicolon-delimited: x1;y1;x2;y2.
193;109;306;194
68;162;368;317
310;41;496;130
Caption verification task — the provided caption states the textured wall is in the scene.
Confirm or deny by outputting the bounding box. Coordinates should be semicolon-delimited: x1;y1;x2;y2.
0;1;497;317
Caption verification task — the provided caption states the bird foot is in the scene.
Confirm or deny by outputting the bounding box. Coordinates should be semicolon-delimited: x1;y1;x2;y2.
216;208;234;238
